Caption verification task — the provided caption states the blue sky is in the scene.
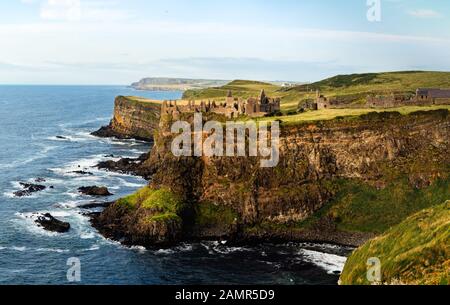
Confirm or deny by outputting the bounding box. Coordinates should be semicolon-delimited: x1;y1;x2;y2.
0;0;449;84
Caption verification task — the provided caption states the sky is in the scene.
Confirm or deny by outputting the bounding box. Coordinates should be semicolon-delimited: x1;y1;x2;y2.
0;0;449;84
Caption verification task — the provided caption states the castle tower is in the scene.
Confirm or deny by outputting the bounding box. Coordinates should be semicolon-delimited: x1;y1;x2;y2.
259;89;266;102
201;101;207;112
226;90;234;106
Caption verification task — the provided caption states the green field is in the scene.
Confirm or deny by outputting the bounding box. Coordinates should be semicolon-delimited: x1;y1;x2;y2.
183;71;450;113
257;105;450;125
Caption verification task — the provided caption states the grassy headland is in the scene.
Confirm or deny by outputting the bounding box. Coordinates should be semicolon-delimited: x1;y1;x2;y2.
340;201;449;285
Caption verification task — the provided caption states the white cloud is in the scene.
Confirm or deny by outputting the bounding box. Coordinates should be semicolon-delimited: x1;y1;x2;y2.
408;9;442;19
40;0;81;21
38;0;132;22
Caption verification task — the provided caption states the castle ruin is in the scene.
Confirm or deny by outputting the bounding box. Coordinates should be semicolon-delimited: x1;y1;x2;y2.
161;90;281;119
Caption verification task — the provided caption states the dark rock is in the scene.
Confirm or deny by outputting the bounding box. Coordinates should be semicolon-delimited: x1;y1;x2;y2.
70;170;94;176
79;201;114;209
35;213;70;233
78;186;112;197
91;125;117;138
96;153;151;178
56;136;68;140
13;183;46;197
35;178;46;183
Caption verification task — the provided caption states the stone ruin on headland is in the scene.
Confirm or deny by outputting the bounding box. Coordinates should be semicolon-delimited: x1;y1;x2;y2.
161;89;281;119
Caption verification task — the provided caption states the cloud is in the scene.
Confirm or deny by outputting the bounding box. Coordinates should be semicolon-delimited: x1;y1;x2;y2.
408;9;442;19
39;0;133;22
40;0;81;21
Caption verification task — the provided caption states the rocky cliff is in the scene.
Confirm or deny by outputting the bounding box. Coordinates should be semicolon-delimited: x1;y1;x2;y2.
92;110;450;248
92;96;161;141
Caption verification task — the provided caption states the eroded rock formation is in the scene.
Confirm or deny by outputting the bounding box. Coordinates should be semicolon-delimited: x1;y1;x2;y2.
93;110;450;248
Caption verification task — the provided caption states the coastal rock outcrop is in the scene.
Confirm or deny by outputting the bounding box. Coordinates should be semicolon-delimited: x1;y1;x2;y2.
35;213;70;233
96;152;152;179
93;109;450;248
78;186;112;197
92;96;161;141
14;183;46;197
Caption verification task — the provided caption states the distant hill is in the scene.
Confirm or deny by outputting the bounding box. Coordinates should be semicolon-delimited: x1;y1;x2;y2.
289;71;450;94
340;201;450;285
131;77;229;91
182;79;280;100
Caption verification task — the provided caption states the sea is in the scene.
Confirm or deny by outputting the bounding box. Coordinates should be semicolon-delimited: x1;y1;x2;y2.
0;85;351;285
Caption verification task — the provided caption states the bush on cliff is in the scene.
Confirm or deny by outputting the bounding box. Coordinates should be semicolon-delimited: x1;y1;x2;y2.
340;201;450;285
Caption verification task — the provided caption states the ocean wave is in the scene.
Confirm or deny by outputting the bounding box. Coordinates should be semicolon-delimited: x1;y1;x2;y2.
80;232;96;239
35;248;70;253
0;144;56;170
82;245;100;252
298;248;347;274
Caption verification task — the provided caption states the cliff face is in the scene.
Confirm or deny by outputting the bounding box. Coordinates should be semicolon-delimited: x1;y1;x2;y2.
92;96;161;141
93;110;450;247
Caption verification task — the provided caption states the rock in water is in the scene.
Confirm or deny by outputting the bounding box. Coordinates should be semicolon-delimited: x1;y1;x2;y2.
13;183;46;197
78;186;112;197
35;213;70;233
70;170;94;176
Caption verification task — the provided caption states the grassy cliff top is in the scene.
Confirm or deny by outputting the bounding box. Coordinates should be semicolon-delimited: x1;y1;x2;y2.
340;201;450;285
119;95;163;105
183;71;450;112
257;105;450;125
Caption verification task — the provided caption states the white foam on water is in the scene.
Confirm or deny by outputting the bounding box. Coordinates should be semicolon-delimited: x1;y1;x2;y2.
116;177;146;188
155;248;175;255
130;245;147;253
35;248;70;253
14;210;77;237
54;200;83;209
11;246;27;252
298;248;347;274
83;245;100;251
175;243;194;252
80;232;96;239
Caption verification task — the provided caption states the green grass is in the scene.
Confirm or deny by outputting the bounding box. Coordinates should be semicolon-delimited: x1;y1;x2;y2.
145;213;182;224
325;178;450;233
117;186;185;214
340;201;450;285
255;106;450;125
194;201;238;228
120;95;162;106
